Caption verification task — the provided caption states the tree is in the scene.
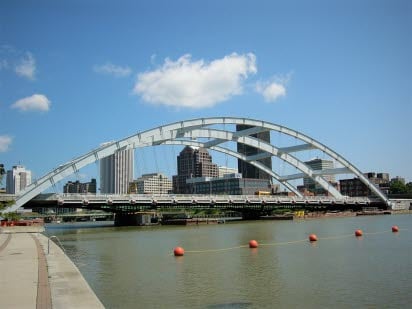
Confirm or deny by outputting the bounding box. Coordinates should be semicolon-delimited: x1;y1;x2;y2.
389;180;408;194
2;212;20;221
0;200;14;212
406;182;412;194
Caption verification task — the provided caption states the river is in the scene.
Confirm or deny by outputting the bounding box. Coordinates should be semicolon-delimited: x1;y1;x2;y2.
45;214;412;308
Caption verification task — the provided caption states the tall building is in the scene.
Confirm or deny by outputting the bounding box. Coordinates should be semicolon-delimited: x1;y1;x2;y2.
236;125;272;180
100;147;134;194
63;178;97;194
129;173;172;194
172;146;218;193
6;165;32;194
303;158;336;195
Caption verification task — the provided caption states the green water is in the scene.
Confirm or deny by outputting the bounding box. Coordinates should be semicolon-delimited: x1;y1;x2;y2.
46;215;412;308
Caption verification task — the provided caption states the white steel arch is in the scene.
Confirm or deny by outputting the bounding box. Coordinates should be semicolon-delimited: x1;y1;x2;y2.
4;117;390;212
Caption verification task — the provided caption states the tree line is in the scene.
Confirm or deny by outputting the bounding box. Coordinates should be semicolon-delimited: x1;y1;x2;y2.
389;180;412;195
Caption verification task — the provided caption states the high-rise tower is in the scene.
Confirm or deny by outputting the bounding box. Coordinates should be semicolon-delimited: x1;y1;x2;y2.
100;147;134;194
6;165;32;194
172;146;218;193
236;125;272;180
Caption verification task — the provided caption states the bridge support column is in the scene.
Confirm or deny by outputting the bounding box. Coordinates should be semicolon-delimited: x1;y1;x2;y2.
114;212;158;226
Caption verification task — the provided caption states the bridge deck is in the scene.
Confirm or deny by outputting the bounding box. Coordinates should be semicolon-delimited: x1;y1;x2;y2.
24;193;386;212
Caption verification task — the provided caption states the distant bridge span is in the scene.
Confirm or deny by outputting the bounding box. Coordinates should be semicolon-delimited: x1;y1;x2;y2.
4;117;390;212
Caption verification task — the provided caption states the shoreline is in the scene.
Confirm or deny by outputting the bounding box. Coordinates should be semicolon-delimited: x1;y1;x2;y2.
0;229;104;308
40;210;412;228
293;209;411;220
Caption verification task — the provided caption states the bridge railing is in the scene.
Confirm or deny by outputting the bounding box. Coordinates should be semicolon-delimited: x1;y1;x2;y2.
33;193;373;205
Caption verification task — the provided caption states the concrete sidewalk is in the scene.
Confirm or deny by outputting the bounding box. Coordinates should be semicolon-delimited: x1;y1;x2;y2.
0;233;38;308
0;229;104;308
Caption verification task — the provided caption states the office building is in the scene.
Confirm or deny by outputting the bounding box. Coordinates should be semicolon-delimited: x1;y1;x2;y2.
63;178;97;194
172;146;219;193
303;158;336;194
129;173;172;194
236;125;272;180
340;172;390;197
186;173;271;195
100;147;134;194
218;166;238;178
6;165;32;194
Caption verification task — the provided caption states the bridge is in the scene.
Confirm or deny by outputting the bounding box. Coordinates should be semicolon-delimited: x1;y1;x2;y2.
26;193;380;212
3;117;391;213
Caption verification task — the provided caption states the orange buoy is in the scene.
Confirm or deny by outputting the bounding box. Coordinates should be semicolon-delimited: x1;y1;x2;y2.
308;234;318;242
249;240;259;248
173;247;185;256
392;225;399;233
355;229;363;237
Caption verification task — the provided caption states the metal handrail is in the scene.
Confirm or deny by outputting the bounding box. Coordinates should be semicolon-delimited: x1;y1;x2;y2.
47;235;66;255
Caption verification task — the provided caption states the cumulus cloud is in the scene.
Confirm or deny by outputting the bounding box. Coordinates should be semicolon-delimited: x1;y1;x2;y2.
133;53;257;108
94;62;132;77
11;94;51;112
0;135;12;152
15;52;36;80
255;81;286;102
255;73;292;102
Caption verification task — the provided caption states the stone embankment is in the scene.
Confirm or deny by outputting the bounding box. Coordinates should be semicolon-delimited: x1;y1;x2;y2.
0;226;104;309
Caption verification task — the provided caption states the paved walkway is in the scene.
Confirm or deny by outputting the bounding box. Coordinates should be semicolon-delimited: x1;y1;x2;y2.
0;229;104;308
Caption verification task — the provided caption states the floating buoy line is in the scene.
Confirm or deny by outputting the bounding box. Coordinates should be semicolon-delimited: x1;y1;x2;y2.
172;226;405;256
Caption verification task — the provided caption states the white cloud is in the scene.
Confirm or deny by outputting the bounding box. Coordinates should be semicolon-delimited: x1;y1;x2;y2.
11;94;51;112
94;62;132;77
255;81;286;102
133;53;257;108
0;135;12;152
150;54;157;65
15;52;36;80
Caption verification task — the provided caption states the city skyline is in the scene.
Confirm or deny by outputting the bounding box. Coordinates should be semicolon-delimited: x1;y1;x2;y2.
1;1;411;187
4;149;409;196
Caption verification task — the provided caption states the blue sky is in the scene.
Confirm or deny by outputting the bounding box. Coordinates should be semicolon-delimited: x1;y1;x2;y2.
1;0;411;189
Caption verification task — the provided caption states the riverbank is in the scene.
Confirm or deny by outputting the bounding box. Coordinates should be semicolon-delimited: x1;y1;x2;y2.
293;209;412;220
0;227;104;308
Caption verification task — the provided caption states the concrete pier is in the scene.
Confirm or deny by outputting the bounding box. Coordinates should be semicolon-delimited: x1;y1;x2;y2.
114;211;157;226
0;227;104;308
